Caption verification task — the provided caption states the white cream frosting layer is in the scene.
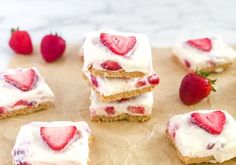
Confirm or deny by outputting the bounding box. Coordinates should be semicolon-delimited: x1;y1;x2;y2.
173;38;236;72
12;121;91;165
0;67;54;111
90;90;153;116
167;110;236;163
84;72;156;96
82;30;153;74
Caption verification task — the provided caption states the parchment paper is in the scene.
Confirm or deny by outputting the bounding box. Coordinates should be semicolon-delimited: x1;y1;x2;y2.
1;45;236;165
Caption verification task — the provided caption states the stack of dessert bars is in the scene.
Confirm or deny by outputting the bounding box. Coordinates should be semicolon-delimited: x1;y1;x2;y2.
82;30;160;122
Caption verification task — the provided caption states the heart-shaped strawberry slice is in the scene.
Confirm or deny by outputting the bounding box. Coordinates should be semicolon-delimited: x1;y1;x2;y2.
40;126;77;151
100;33;136;56
186;38;212;52
4;69;37;91
191;110;226;135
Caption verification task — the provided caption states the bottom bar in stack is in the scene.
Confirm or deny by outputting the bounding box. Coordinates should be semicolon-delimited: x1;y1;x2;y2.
89;90;153;122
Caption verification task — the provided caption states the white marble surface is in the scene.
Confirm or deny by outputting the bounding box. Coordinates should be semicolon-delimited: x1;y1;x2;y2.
0;0;236;69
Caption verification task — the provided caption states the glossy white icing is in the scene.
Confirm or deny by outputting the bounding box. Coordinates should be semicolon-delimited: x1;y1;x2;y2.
0;67;54;112
173;38;236;72
82;30;153;74
167;110;236;163
12;121;91;165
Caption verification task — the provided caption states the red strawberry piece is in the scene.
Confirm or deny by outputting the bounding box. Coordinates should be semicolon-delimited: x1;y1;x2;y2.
100;33;136;56
17;162;30;165
191;110;226;135
147;74;160;85
104;106;115;115
184;60;191;68
13;100;32;107
135;78;147;88
127;106;145;114
186;38;212;52
40;33;66;62
0;107;5;114
101;60;122;71
40;126;77;151
179;69;216;105
117;98;130;103
90;74;99;88
4;69;37;91
9;28;33;55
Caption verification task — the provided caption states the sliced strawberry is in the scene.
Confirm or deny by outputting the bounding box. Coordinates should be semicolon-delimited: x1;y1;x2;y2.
191;110;226;135
135;78;147;88
0;107;5;114
17;162;30;165
101;60;122;71
100;33;136;56
127;106;145;114
13;100;32;107
40;126;77;151
4;69;37;91
147;74;160;85
186;38;212;52
104;106;115;115
90;74;99;88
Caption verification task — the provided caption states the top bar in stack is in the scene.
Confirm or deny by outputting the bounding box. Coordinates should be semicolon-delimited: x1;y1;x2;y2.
82;30;153;78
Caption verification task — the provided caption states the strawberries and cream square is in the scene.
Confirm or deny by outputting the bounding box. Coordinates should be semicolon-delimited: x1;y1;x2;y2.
90;90;153;116
82;30;153;77
84;72;159;102
173;37;236;73
12;121;92;165
167;110;236;164
0;67;54;118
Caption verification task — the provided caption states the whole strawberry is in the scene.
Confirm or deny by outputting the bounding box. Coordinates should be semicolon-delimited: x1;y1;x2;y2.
9;27;33;55
179;69;216;105
40;33;66;62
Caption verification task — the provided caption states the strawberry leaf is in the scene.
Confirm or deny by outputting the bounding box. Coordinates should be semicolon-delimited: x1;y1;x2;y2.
195;68;217;92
